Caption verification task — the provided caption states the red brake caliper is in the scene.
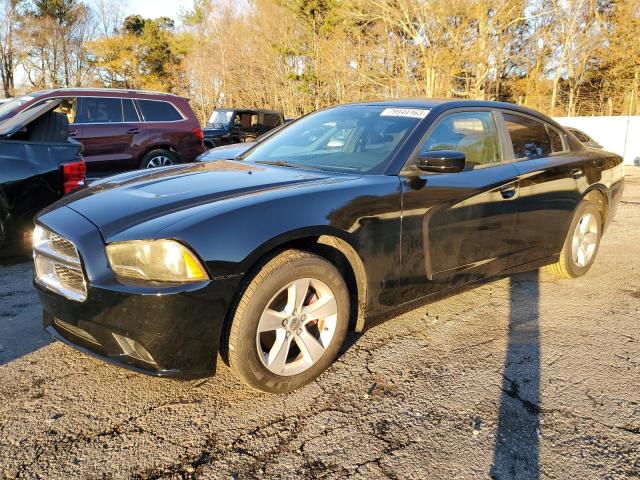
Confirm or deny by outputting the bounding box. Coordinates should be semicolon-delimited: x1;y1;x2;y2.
304;290;319;327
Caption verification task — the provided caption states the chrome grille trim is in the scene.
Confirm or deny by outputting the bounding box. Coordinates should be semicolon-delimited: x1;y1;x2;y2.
33;226;87;302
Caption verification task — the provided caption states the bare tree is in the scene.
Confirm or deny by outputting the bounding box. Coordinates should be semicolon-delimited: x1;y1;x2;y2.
0;0;23;97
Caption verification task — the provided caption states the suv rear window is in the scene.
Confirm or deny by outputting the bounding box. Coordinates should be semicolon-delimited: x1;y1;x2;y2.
137;100;183;122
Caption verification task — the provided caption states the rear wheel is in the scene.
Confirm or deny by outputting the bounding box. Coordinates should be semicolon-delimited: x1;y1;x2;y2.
139;149;178;169
227;250;349;393
546;200;602;278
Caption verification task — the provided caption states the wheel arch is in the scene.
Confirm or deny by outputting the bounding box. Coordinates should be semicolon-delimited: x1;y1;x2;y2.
220;227;368;363
140;144;178;162
582;184;609;226
241;228;367;332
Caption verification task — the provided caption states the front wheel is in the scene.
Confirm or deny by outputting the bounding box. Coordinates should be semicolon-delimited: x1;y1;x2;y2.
227;250;350;393
546;200;602;278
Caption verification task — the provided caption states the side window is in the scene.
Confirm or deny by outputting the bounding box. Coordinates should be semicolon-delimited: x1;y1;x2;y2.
547;126;565;153
28;97;77;124
137;100;183;122
419;111;501;167
262;113;281;128
571;129;591;143
503;113;552;159
234;112;257;129
123;99;140;122
78;97;123;123
56;97;77;124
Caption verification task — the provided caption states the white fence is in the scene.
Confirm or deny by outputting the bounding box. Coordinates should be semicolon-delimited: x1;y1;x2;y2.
554;116;640;166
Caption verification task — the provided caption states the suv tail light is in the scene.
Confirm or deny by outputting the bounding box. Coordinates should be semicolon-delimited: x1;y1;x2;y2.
62;160;86;194
192;127;204;142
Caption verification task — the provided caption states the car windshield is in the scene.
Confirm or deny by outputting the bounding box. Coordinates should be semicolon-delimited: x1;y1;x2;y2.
208;109;234;127
242;105;428;173
0;95;35;121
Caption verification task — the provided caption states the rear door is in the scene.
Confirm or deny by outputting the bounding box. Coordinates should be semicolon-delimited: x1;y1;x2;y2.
76;96;148;173
500;112;583;268
398;109;520;302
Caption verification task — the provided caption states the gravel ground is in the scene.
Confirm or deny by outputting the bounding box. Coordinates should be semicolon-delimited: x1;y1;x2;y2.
1;168;639;479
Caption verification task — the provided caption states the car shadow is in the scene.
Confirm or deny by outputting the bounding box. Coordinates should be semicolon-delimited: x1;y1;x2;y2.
490;270;541;479
0;260;52;365
340;270;542;479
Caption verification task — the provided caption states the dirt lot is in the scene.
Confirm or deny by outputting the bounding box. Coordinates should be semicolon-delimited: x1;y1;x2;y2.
1;169;639;480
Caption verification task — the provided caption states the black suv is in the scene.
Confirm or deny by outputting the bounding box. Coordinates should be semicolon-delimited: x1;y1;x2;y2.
203;108;284;149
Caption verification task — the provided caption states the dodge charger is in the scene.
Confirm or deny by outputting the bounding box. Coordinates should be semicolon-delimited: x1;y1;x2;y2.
33;100;624;393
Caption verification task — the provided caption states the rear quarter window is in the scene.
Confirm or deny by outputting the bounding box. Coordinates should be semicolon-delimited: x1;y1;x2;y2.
503;113;552;159
137;100;183;122
547;126;565;153
262;113;282;128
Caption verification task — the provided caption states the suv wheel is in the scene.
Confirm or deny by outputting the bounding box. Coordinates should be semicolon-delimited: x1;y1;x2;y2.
140;149;178;169
227;249;349;393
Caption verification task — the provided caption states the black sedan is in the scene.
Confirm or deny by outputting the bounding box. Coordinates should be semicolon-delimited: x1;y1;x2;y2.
33;99;624;393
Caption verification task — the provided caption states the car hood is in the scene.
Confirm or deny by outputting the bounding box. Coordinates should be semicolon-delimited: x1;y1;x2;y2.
196;143;255;161
55;160;351;240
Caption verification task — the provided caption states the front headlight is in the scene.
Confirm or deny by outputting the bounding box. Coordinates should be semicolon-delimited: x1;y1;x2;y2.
106;240;209;282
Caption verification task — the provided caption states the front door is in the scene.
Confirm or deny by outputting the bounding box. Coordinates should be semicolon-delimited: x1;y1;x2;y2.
397;110;521;303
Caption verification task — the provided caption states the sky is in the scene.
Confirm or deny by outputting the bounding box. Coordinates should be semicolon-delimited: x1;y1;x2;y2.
106;0;191;23
13;0;193;89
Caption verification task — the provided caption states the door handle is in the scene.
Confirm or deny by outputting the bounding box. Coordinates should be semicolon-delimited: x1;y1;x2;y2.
500;184;517;199
126;128;140;134
571;168;584;179
68;129;78;137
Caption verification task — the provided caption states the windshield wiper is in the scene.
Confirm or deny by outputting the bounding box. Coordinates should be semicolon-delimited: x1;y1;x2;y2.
254;160;299;168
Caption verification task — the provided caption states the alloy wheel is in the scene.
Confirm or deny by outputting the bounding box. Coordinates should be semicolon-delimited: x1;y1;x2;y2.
256;277;338;376
571;212;598;268
146;155;174;168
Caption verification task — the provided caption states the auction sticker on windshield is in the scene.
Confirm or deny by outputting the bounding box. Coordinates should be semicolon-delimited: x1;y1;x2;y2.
380;108;430;119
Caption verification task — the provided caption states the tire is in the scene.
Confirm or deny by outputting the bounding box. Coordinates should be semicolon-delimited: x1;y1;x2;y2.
227;249;350;393
546;200;602;278
139;149;178;169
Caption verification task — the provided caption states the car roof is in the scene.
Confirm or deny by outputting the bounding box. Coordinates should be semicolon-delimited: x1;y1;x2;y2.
27;88;184;100
339;98;560;126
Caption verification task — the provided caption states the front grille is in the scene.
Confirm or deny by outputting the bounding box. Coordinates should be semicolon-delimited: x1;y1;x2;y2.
33;225;87;302
53;264;85;293
50;232;77;258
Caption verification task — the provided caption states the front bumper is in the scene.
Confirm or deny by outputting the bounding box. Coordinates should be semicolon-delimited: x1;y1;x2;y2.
35;206;241;379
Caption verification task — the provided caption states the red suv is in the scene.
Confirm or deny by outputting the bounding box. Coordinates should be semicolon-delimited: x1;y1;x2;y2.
0;88;205;173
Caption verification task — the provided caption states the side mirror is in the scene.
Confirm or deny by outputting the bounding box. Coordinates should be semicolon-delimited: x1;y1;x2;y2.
416;150;466;173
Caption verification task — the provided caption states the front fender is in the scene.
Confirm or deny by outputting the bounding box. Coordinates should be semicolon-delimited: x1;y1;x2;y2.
157;175;403;314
